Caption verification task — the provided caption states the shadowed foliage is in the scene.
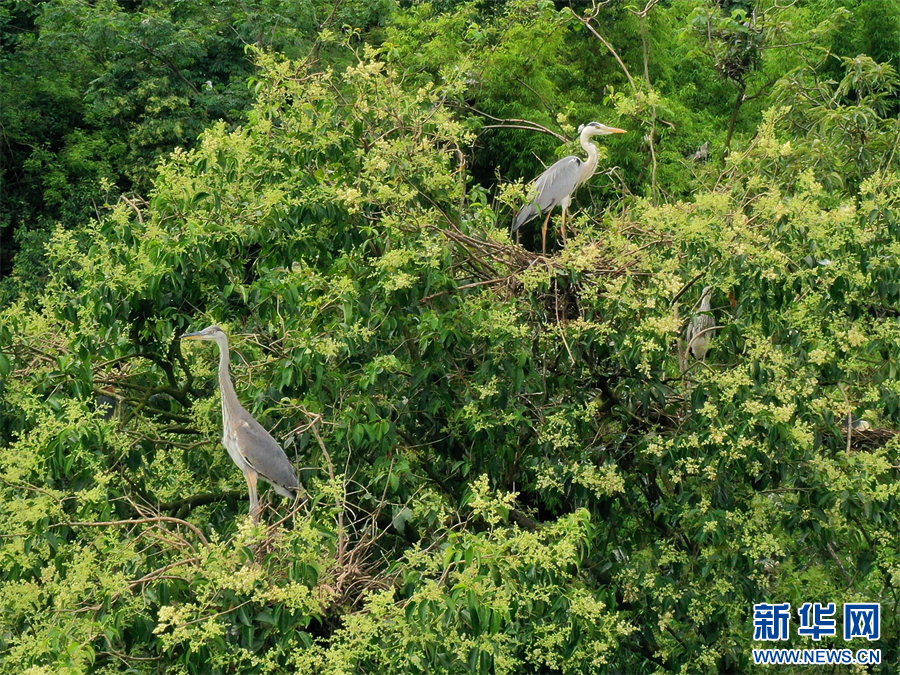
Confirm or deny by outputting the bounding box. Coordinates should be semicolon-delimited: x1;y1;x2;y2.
1;1;899;673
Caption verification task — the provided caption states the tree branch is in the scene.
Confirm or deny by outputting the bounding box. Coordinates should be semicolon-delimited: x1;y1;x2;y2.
53;517;209;547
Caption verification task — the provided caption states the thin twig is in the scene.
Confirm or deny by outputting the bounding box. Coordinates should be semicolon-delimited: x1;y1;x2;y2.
421;276;513;303
120;195;145;226
578;8;636;90
670;272;707;306
554;279;576;365
826;542;852;586
464;106;568;142
128;557;200;589
53;517;209;547
839;382;852;454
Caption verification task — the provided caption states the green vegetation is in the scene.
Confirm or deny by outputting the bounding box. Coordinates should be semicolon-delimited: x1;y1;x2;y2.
1;0;898;672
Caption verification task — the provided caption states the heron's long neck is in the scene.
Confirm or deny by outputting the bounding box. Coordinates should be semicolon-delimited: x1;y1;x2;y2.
579;132;600;182
216;337;240;420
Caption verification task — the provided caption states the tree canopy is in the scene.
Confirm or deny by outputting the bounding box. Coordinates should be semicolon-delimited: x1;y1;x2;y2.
1;0;898;673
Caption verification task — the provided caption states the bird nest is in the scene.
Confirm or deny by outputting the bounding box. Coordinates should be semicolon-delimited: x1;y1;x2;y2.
427;224;634;310
845;427;898;452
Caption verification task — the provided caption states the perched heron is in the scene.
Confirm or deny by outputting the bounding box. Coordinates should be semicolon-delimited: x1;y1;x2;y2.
841;413;870;432
686;286;715;361
180;325;300;523
688;141;710;163
513;122;626;254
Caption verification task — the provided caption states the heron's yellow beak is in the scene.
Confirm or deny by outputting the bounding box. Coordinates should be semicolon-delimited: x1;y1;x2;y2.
608;127;627;134
180;331;204;340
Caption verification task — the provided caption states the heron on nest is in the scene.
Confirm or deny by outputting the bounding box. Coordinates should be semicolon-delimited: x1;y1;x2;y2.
513;122;626;254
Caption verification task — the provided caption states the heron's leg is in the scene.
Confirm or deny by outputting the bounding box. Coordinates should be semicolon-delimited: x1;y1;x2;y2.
245;469;259;524
560;206;568;247
541;211;552;255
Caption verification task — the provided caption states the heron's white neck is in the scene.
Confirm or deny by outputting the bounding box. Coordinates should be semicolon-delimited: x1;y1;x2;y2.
214;335;241;420
578;129;601;183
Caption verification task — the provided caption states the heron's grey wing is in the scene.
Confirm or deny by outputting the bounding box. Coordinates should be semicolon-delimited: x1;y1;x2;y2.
513;156;582;231
232;410;300;499
690;312;715;337
687;310;715;359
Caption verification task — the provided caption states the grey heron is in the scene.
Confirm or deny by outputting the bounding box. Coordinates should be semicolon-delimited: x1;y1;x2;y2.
686;286;715;361
689;141;710;163
513;122;626;254
181;325;300;523
841;413;870;432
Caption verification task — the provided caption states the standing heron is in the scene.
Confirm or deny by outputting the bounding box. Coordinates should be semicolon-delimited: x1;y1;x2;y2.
513;122;626;254
181;325;300;523
686;286;716;361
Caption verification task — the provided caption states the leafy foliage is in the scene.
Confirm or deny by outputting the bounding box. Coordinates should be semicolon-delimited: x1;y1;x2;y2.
0;0;391;294
2;1;900;673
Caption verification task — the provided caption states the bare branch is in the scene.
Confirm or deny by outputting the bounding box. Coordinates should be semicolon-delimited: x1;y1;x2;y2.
53;517;209;548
